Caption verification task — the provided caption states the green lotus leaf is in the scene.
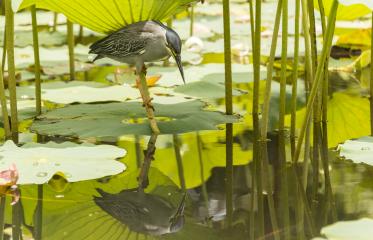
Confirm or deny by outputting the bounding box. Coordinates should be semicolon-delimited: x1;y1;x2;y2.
286;92;371;148
316;0;372;20
320;218;373;240
338;136;373;166
30;101;238;141
16;0;200;33
0;140;126;184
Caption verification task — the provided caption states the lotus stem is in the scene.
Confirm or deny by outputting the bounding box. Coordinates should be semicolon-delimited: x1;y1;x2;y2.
190;6;195;36
291;0;300;158
67;20;75;80
222;0;233;228
31;5;42;115
292;0;304;238
257;0;282;238
34;185;43;240
252;0;264;235
138;134;158;190
196;133;209;210
136;67;160;135
0;42;11;138
1;29;5;73
248;1;256;238
52;12;58;32
78;25;84;43
5;0;18;142
293;0;338;167
12;202;21;240
370;12;373;136
278;0;291;238
0;196;5;240
173;134;186;191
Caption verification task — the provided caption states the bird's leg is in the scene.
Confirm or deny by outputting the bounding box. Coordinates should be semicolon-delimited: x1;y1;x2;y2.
135;64;160;135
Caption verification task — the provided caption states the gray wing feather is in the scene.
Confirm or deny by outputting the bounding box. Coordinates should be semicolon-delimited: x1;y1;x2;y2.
89;29;149;58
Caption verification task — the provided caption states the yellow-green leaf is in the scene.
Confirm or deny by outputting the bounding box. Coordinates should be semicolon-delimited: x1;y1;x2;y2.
16;0;200;33
286;92;371;148
315;0;372;20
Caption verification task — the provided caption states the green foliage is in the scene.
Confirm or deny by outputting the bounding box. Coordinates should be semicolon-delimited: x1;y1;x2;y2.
31;101;238;141
15;0;200;33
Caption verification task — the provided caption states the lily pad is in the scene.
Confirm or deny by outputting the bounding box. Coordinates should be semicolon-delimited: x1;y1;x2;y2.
175;81;243;99
286;92;371;148
320;218;373;240
338;136;373;166
31;101;238;141
17;0;201;33
0;31;66;48
0;141;126;184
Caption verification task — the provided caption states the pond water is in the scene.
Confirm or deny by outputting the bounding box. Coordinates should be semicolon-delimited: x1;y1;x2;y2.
0;0;373;240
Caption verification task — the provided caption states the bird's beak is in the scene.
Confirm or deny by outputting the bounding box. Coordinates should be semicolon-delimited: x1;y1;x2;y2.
174;54;185;84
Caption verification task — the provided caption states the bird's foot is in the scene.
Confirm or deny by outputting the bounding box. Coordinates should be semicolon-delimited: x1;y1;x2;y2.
143;98;155;112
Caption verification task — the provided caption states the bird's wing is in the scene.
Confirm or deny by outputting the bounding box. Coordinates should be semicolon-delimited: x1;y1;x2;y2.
89;29;150;58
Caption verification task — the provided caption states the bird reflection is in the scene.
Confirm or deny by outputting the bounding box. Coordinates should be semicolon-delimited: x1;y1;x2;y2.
94;188;186;236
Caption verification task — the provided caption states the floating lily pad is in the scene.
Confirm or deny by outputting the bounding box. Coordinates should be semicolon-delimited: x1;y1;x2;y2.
42;85;141;104
175;81;243;98
0;100;38;123
338;136;373;166
0;31;66;48
320;218;373;240
0;141;126;184
31;101;238;141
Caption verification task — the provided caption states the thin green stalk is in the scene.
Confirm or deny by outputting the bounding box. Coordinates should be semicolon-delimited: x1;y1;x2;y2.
253;0;264;236
135;135;142;168
370;12;373;136
307;0;318;70
31;5;42;115
293;0;338;166
301;0;314;81
291;0;301;158
0;196;5;240
190;6;194;36
248;1;256;239
52;12;58;32
248;0;255;51
279;0;290;238
196;133;209;210
249;159;256;240
292;0;303;238
257;0;282;238
34;185;43;240
0;42;11;138
137;69;160;134
67;20;75;80
12;202;21;240
5;0;18;142
173;134;186;191
77;25;84;43
260;0;282;138
223;0;233;228
1;28;6;73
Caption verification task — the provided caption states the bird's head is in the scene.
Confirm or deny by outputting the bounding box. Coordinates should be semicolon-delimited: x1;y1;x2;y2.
165;28;185;84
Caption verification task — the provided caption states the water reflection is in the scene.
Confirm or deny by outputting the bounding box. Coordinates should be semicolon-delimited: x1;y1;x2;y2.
94;188;186;236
